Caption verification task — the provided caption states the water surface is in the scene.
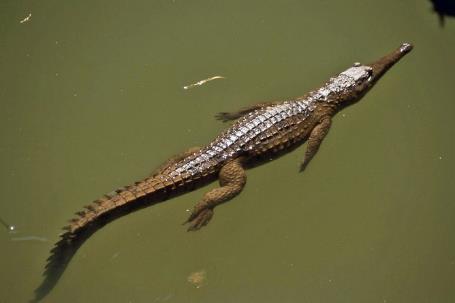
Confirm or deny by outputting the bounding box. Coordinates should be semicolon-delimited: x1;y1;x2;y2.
1;1;454;302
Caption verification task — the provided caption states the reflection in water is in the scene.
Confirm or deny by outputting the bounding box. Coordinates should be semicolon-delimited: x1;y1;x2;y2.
430;0;455;26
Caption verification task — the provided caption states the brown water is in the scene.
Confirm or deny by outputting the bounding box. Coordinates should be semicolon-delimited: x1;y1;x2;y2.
1;1;454;302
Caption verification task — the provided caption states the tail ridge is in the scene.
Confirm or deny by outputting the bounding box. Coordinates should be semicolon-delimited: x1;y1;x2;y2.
63;176;168;234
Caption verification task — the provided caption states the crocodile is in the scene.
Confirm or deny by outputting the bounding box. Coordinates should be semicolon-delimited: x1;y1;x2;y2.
33;43;413;302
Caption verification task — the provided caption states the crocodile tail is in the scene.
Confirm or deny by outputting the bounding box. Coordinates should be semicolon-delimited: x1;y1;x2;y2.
32;175;180;303
64;176;171;234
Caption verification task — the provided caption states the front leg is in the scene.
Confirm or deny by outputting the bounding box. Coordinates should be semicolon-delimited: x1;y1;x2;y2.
215;102;276;122
300;117;332;172
185;157;247;231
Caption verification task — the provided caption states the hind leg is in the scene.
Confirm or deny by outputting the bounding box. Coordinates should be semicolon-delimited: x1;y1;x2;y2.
185;157;246;231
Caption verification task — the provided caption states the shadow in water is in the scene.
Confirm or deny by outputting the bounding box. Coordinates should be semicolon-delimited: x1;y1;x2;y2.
430;0;455;26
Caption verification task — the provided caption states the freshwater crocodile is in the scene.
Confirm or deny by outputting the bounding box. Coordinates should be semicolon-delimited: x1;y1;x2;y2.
34;43;413;302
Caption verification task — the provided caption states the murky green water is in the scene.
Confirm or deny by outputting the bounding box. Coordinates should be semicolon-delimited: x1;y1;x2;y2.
1;1;454;302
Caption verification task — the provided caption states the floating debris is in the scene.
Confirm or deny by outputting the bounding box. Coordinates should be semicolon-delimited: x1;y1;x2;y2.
187;270;207;288
183;76;225;90
11;236;49;242
19;13;32;24
110;252;120;261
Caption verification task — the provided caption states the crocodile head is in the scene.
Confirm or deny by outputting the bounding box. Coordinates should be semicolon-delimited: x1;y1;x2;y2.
334;43;413;108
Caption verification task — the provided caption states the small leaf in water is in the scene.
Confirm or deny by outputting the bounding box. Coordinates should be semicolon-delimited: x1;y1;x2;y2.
187;270;207;288
183;76;225;90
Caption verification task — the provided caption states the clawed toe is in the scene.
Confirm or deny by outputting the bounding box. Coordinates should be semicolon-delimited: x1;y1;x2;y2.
185;208;214;231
